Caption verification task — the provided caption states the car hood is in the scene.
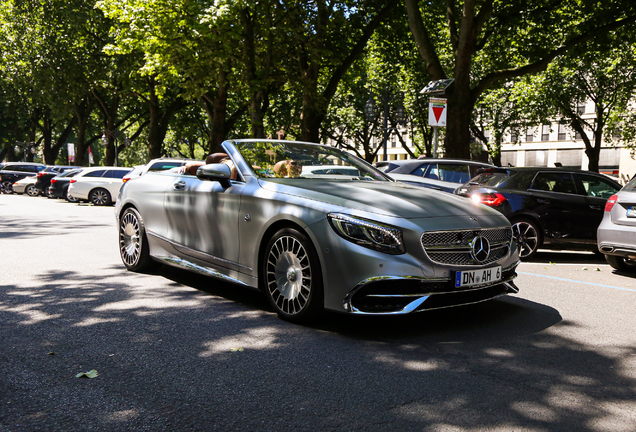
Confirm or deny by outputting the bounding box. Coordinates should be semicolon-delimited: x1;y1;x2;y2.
258;179;501;219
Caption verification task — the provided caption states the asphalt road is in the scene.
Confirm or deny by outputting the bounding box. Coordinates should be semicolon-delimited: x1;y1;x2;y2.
1;193;635;432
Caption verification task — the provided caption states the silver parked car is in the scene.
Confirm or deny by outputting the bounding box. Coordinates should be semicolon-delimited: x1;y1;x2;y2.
598;176;636;271
115;139;520;322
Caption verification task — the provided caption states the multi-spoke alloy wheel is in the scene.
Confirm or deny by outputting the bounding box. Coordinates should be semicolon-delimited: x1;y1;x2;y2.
119;207;155;272
263;228;323;322
512;219;541;259
26;184;39;197
90;188;111;206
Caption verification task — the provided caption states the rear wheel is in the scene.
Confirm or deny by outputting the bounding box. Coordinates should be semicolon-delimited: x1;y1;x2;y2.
65;187;78;202
605;255;636;272
89;188;112;206
119;207;157;272
1;180;13;194
262;228;323;323
511;218;541;259
26;184;39;197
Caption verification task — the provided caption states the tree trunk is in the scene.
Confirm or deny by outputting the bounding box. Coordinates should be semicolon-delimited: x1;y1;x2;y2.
72;97;93;166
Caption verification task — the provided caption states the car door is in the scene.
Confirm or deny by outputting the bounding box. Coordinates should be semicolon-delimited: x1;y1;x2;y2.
528;172;593;245
573;173;621;240
163;172;244;275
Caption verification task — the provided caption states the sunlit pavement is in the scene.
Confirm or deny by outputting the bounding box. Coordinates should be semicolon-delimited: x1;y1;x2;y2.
1;194;635;432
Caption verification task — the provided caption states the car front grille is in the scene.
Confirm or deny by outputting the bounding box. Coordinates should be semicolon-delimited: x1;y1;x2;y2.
421;227;512;266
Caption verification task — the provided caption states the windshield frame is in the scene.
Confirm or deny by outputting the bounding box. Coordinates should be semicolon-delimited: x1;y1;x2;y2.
228;139;394;182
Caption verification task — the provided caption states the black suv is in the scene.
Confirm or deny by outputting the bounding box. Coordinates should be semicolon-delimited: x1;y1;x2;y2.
455;167;622;258
0;162;47;193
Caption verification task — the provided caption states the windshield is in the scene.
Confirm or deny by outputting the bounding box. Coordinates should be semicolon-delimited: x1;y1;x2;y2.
234;141;391;182
623;175;636;192
468;171;510;187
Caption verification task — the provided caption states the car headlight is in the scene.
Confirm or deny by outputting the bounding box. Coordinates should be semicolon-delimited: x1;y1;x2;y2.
327;213;405;255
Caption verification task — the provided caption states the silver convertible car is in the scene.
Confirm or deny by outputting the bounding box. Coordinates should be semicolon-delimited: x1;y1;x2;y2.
115;139;520;322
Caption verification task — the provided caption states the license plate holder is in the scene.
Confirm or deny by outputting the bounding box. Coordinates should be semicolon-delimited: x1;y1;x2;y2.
627;206;636;218
455;266;502;288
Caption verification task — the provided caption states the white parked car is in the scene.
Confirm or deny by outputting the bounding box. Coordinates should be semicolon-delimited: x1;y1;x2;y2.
12;176;39;196
68;166;132;206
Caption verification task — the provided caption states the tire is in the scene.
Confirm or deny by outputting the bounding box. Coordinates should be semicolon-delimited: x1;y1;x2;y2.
605;255;636;272
511;218;542;259
46;188;55;198
262;227;324;323
89;188;112;206
119;207;157;272
26;184;39;197
1;180;13;194
65;187;78;203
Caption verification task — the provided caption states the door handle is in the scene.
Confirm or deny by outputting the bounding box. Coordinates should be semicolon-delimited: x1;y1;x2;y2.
537;199;550;204
173;181;186;191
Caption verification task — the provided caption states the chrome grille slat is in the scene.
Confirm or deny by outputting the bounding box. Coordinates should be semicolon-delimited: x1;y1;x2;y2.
421;227;512;266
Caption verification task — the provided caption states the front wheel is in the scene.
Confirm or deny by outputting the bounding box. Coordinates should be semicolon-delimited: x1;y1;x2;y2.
262;228;323;323
605;255;636;272
119;207;157;272
511;218;542;259
89;188;112;206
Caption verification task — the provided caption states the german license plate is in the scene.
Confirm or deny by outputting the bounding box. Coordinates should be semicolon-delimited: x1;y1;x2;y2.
455;266;501;288
627;206;636;218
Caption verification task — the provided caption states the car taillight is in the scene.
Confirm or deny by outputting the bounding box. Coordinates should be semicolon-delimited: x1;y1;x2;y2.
37;172;43;178
122;177;130;183
471;192;506;207
605;194;618;212
51;179;57;184
70;179;77;183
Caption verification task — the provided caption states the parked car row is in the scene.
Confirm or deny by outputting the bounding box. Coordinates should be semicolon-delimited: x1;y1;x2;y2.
2;157;199;205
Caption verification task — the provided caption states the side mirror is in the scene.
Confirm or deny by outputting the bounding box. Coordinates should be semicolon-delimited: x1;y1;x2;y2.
196;163;231;187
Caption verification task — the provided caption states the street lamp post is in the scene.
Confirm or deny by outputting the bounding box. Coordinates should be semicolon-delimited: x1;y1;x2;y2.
14;141;37;162
101;129;130;167
364;89;407;162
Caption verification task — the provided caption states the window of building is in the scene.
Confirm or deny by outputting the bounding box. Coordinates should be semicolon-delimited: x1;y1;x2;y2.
541;124;550;141
525;150;547;167
556;149;583;168
510;129;518;142
525;127;534;142
500;151;516;167
558;123;568;140
577;103;586;114
599;147;621;169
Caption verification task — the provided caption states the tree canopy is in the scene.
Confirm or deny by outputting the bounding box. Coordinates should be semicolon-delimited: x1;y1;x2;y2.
1;0;635;166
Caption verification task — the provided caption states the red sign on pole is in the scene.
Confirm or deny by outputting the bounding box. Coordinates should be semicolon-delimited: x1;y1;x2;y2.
428;98;447;127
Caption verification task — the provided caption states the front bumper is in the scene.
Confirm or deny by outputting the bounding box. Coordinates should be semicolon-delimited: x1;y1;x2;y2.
307;215;520;314
343;263;519;314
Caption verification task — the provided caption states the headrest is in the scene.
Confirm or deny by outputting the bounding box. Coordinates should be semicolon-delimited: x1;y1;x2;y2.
206;153;229;164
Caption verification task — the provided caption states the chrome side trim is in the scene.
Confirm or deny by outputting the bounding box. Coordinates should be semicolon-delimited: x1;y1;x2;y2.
147;230;252;272
155;255;249;286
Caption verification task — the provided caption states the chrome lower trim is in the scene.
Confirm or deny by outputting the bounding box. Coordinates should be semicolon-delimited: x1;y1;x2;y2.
343;262;519;315
147;230;252;272
155;255;249;286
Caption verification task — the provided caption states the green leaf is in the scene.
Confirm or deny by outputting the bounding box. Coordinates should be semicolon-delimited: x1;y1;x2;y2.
75;369;99;379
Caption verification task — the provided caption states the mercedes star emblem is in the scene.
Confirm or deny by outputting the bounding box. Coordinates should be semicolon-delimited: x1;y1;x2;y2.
469;236;490;263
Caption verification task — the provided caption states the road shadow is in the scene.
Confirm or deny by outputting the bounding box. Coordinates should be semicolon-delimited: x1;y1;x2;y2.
2;266;635;432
